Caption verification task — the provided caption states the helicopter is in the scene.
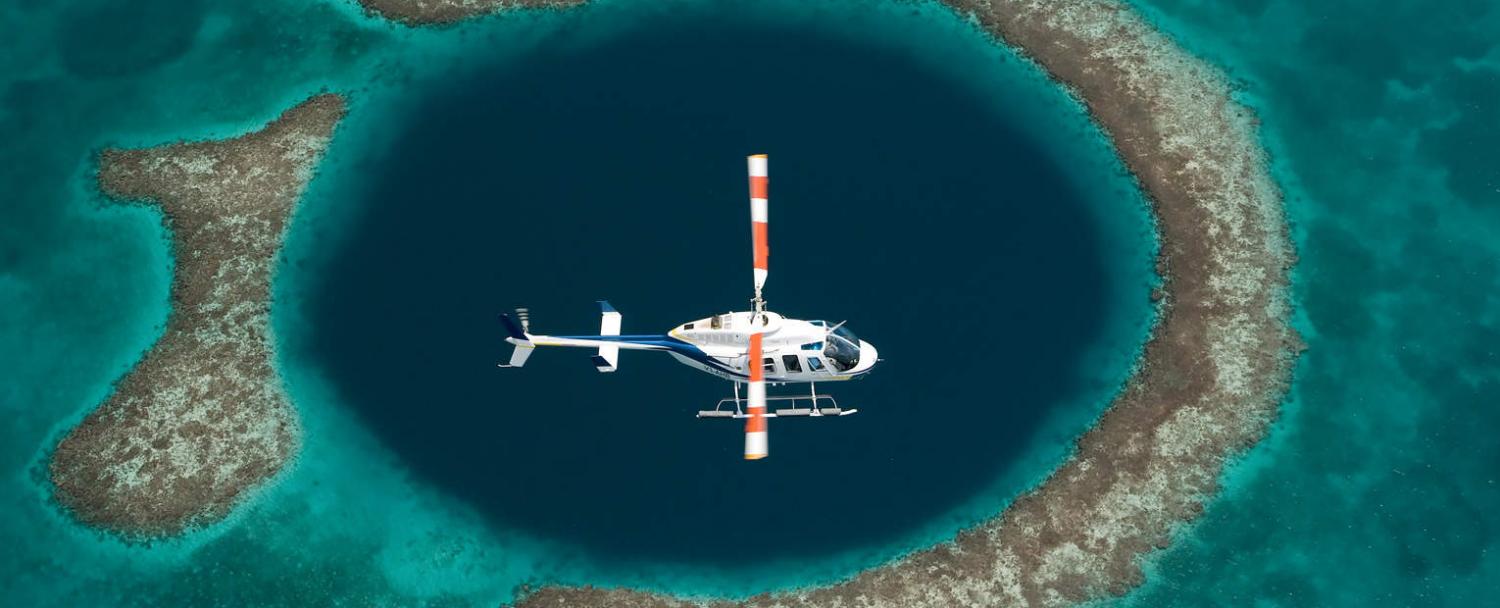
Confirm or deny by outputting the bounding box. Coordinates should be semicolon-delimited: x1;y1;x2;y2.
498;154;879;459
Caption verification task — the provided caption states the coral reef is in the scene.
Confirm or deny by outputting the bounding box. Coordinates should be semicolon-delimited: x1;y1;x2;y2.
49;95;346;537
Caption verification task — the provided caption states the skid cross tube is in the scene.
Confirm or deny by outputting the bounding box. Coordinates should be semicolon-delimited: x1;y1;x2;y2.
697;383;856;418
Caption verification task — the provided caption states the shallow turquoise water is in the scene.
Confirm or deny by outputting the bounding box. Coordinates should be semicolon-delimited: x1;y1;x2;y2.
2;0;1156;604
1110;1;1500;605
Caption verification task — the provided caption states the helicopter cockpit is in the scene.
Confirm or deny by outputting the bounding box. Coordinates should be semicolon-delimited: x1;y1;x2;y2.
810;321;863;372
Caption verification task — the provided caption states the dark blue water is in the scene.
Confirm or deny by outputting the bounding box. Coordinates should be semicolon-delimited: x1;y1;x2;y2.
304;16;1120;567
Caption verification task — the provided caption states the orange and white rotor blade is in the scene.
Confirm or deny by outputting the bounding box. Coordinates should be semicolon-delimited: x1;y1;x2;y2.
744;332;768;460
748;154;769;298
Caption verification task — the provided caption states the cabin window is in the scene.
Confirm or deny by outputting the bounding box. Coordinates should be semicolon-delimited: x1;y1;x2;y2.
800;341;822;351
684;323;694;330
806;357;825;372
782;355;802;373
763;358;777;374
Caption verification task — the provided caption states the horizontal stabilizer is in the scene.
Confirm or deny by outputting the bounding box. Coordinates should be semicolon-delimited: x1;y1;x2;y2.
595;300;622;372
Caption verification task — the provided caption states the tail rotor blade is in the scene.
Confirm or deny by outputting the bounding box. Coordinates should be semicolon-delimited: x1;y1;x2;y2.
744;332;768;460
748;154;769;301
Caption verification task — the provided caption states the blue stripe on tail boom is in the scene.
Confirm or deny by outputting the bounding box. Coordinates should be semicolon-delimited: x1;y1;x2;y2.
552;334;747;378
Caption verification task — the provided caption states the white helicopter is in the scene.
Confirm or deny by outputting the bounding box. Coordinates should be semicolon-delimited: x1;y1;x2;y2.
497;154;879;460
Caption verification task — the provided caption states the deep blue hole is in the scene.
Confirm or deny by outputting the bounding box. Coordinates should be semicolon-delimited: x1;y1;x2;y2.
306;16;1119;567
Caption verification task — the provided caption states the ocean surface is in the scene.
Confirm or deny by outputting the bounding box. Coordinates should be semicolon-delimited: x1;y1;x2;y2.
1115;1;1500;605
0;0;1493;606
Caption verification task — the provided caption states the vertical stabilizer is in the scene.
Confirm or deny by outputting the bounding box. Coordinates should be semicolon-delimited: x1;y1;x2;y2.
498;310;534;368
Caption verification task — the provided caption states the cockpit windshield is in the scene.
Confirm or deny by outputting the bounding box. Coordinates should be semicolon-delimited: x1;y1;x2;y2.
823;326;861;372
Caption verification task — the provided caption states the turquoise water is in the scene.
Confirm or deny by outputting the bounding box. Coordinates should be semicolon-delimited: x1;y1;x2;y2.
2;0;1156;604
10;0;1492;604
1110;1;1500;606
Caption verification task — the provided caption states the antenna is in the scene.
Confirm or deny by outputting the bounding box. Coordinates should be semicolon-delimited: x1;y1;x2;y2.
825;320;847;336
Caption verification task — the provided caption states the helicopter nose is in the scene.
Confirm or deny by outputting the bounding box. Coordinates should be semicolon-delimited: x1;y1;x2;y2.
853;340;879;374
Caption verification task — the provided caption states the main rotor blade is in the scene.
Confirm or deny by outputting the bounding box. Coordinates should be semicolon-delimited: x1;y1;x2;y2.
748;154;769;301
744;332;768;460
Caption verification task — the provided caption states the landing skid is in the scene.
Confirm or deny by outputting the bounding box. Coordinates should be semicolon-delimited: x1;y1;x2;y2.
696;382;857;419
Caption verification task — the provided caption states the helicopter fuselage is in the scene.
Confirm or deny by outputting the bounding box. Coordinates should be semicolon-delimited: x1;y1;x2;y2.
663;311;877;383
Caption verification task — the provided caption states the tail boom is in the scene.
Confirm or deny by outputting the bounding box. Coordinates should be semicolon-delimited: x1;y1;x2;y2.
499;303;645;370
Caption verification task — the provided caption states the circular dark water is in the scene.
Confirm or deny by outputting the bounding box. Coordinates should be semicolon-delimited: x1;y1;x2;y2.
306;15;1124;567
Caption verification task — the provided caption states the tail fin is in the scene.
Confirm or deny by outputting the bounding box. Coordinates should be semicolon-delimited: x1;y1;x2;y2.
498;312;527;340
498;310;534;368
